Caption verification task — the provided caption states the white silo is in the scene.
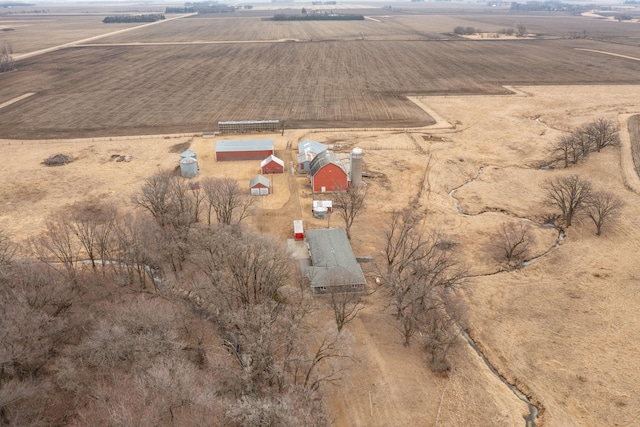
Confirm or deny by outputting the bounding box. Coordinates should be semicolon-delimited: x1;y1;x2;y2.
350;147;363;187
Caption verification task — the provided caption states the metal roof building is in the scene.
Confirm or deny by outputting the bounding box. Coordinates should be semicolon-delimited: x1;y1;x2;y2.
306;228;366;294
216;139;275;161
260;154;285;174
297;140;327;174
249;175;271;195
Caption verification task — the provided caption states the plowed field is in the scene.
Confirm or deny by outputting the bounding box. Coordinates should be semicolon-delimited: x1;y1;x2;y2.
2;35;640;139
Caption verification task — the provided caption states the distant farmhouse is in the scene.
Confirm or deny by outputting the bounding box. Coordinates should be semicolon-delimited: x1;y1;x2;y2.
306;228;366;294
216;139;274;161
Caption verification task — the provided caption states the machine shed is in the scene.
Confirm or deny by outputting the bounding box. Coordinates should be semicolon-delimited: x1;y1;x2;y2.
216;139;275;161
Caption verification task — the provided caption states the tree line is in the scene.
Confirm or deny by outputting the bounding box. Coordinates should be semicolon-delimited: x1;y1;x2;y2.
0;169;360;426
102;14;164;23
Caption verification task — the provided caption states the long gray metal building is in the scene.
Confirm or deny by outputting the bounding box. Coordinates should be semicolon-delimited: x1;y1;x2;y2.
305;228;366;294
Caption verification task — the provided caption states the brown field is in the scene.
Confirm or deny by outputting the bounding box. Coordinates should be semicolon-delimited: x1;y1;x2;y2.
0;15;142;55
2;33;640;138
3;6;640;426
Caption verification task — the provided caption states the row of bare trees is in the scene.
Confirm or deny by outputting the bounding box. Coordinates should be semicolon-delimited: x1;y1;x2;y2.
552;118;620;168
381;209;466;373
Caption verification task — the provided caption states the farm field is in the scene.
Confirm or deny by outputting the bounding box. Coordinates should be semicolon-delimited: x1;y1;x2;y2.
2;35;640;138
2;84;640;426
0;15;145;55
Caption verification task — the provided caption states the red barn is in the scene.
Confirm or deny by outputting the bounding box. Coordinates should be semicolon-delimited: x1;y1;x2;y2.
216;139;274;161
309;150;348;193
260;154;285;174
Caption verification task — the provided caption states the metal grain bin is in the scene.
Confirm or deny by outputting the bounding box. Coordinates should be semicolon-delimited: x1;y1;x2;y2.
179;156;198;178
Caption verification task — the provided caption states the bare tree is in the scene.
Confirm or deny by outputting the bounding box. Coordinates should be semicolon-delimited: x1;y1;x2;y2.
327;285;365;333
383;209;430;275
67;200;118;273
0;42;14;73
30;217;80;284
383;228;464;351
586;191;624;236
112;212;157;289
585;117;620;152
332;184;367;240
491;222;534;269
132;170;198;230
423;295;465;374
552;134;581;168
544;175;592;226
201;177;254;225
0;229;16;277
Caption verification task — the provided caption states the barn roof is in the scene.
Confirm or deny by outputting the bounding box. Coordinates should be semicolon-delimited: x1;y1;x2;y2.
298;139;327;155
260;154;284;168
305;228;366;288
309;150;347;177
249;175;270;188
216;139;274;153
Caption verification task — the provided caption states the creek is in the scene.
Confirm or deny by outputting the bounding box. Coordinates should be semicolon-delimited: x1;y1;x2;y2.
446;166;564;426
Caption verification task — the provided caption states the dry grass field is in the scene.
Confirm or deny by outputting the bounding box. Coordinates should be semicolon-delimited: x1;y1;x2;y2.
3;5;640;426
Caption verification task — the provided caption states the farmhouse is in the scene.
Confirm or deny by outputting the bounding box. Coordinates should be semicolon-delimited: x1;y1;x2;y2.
260;154;285;174
249;175;271;195
297;139;327;173
216;139;274;161
309;150;348;192
305;228;366;294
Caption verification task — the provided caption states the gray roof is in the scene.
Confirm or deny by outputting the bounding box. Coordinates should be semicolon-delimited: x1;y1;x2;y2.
180;149;197;159
309;150;347;176
298;139;327;155
306;228;366;288
249;175;270;188
216;139;274;153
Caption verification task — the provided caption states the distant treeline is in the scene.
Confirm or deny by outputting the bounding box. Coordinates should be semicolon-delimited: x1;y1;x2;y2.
102;14;165;23
0;2;34;6
272;14;364;21
510;1;588;12
165;7;196;13
174;2;236;13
